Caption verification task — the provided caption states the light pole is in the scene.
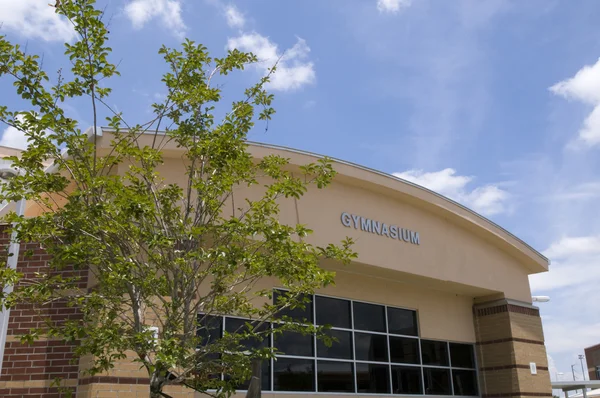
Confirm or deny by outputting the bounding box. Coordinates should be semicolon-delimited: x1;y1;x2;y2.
572;364;579;394
579;355;586;381
0;166;25;374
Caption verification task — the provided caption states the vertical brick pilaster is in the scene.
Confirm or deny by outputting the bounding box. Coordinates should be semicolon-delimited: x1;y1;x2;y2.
0;225;87;397
473;299;552;398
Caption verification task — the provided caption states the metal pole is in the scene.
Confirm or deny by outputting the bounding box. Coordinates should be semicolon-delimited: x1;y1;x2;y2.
572;364;579;394
579;355;586;381
0;198;26;373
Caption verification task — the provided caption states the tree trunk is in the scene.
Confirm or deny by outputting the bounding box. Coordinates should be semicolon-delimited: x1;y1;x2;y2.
245;359;262;398
150;371;171;398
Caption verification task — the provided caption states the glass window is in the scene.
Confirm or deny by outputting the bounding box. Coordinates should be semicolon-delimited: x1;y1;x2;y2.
317;360;355;393
317;329;353;360
197;314;222;346
263;291;479;396
424;367;451;395
392;366;423;395
421;340;449;366
387;307;418;336
450;343;475;369
274;358;315;391
274;328;314;357
224;317;270;350
355;332;388;362
353;302;386;332
452;369;478;396
390;336;420;364
316;296;351;328
274;290;313;323
356;363;390;394
226;360;271;392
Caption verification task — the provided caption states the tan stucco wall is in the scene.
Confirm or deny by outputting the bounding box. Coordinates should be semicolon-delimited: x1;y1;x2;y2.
315;266;476;342
218;168;533;303
295;181;533;302
0;146;23;158
21;131;546;332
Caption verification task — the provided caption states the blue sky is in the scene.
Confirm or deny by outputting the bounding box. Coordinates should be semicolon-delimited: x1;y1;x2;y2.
2;0;600;382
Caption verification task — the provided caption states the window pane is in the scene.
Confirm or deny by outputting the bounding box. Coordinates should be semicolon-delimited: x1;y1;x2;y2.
317;329;353;360
274;358;315;391
274;329;314;357
356;363;390;394
353;302;386;332
421;340;449;366
225;317;270;350
392;366;423;395
423;367;451;395
389;336;420;364
452;369;478;396
450;343;475;369
355;332;388;362
317;360;355;393
387;307;418;336
197;314;222;346
227;359;271;392
316;296;351;328
274;290;313;322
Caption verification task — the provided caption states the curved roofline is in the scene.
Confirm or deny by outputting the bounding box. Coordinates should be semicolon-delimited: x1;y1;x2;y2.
247;140;549;267
92;127;548;270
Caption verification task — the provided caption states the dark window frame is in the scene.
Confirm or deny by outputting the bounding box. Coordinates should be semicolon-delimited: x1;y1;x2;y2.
196;291;479;396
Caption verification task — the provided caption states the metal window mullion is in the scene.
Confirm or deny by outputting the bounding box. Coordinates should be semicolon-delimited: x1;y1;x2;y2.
448;341;455;396
314;292;418;313
471;343;480;398
313;294;318;392
389;362;422;368
420;338;426;396
384;306;393;395
221;316;225;382
388;332;419;339
354;329;389;336
270;322;274;392
350;300;357;393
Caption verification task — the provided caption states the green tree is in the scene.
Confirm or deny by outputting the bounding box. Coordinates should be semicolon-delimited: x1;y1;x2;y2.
0;1;356;397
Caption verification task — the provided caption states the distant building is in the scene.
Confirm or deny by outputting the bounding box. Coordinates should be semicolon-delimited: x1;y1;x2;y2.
586;344;600;380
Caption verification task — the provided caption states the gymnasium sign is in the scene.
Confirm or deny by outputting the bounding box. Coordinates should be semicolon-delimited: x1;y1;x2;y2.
340;212;420;245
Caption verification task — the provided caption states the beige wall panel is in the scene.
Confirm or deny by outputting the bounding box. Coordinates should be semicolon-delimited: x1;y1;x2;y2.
295;182;532;301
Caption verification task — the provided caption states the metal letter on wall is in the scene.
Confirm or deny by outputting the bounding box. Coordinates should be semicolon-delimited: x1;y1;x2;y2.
340;212;420;245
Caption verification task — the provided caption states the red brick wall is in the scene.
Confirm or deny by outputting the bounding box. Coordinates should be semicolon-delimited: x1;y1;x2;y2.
0;226;87;397
585;344;600;380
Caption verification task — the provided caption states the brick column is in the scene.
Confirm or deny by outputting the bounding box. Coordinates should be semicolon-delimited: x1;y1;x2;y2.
0;226;87;397
473;299;552;398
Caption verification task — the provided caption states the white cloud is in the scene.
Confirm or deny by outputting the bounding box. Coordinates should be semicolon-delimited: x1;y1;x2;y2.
377;0;412;14
550;58;600;105
530;235;600;291
0;124;28;150
227;33;315;91
546;181;600;201
0;0;76;42
124;0;186;38
530;236;600;368
224;5;245;29
393;168;509;216
550;57;600;147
